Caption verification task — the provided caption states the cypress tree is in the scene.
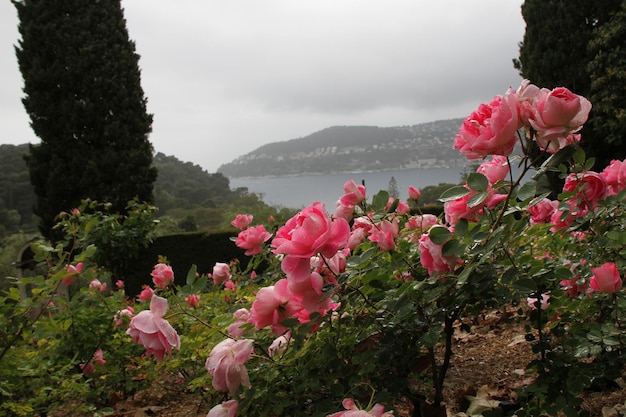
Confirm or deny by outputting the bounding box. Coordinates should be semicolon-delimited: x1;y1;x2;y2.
514;0;624;172
13;0;157;238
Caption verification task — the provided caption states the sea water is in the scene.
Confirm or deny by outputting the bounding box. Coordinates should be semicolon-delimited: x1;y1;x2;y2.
229;167;465;209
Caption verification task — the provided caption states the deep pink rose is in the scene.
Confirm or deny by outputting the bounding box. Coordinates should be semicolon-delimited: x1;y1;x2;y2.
212;262;232;285
272;202;350;282
453;91;520;159
477;156;510;184
528;198;558;225
601;159;626;197
205;338;254;395
418;227;462;276
408;186;421;200
528;86;591;151
62;262;83;286
340;180;366;206
185;294;200;307
590;262;622;294
151;263;174;289
127;295;181;361
563;171;606;208
138;286;154;302
207;400;238;417
248;279;302;335
235;224;272;256
231;214;253;230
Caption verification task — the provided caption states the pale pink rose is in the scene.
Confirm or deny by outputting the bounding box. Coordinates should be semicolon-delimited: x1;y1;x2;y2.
527;293;550;310
477;155;510;184
406;214;438;232
408;186;421;200
62;262;83;286
205;338;254;395
89;278;102;289
340;180;366;206
347;227;368;250
368;219;399;252
138;286;154;302
529;198;559;225
71;207;81;216
235;225;272;256
151;263;174;289
326;398;394;417
231;214;253;230
563;171;606;209
601;159;626;197
268;332;291;358
334;200;355;222
206;400;238;417
590;262;622;294
395;200;410;215
249;279;302;335
272;202;350;282
212;262;232;285
453;91;520;159
127;295;181;361
185;294;200;307
114;306;135;327
227;308;251;338
528;86;591;151
418;227;462;276
516;79;541;125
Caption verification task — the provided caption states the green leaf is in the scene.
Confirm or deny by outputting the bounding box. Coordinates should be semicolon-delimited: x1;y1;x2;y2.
186;264;198;286
428;226;451;244
454;218;468;236
512;278;537;294
442;238;461;257
372;190;390;209
467;172;489;192
467;191;489;208
517;182;536;201
438;186;470;202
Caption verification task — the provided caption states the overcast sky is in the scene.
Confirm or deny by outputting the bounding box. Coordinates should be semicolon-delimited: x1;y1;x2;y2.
0;1;525;173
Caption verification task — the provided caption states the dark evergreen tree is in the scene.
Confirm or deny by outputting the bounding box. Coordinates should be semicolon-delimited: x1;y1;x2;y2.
13;0;157;238
514;0;624;190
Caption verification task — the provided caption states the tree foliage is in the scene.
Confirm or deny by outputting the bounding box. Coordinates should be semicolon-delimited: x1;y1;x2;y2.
13;0;157;238
514;0;625;169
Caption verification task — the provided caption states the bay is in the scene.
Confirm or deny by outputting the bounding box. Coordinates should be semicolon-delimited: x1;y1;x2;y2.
229;167;465;209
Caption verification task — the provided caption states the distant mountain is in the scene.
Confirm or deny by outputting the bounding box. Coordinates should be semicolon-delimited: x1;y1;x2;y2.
217;118;468;178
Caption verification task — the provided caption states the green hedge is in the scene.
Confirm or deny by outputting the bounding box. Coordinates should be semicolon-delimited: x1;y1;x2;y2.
124;230;248;296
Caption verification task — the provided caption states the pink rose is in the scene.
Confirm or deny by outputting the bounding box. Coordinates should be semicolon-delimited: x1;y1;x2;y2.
151;263;174;289
89;278;102;289
395;200;410;215
406;214;438;232
340;180;366;206
347;227;368;250
326;398;394;417
528;198;558;225
80;362;95;375
114;306;134;327
62;262;83;286
205;338;254;395
418;227;462;276
227;308;251;338
453;91;520;159
272;202;350;282
590;262;622;294
334;200;355;222
138;286;154;302
93;349;106;365
527;86;591;151
368;219;399;252
231;214;253;230
249;279;302;335
127;295;181;361
268;332;291;358
601;159;626;197
527;293;550;310
443;190;481;225
563;171;606;209
115;279;124;289
185;294;200;307
477;156;510;184
235;224;272;256
207;400;238;417
212;262;232;285
549;201;587;232
408;186;421;200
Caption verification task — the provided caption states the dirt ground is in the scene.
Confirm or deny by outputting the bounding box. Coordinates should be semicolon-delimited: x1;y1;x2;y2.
54;308;626;417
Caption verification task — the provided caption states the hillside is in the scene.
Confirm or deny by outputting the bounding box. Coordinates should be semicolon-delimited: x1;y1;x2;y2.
217;118;466;178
